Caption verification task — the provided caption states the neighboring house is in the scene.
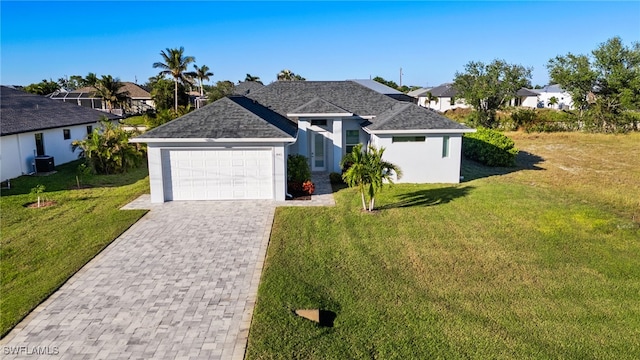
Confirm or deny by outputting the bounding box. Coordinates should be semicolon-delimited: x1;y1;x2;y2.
536;84;574;110
411;83;470;112
350;79;416;103
131;81;475;203
48;82;155;115
511;88;540;108
1;86;120;181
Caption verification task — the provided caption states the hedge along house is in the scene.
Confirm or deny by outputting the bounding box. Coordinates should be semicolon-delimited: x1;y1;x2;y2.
131;81;475;202
1;86;121;182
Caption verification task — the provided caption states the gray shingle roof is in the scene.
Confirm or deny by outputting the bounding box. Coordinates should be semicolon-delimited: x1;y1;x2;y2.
246;81;398;118
367;102;470;131
428;83;458;98
1;86;121;136
290;97;352;114
136;95;297;139
517;88;540;96
232;81;265;96
349;79;403;95
408;88;431;97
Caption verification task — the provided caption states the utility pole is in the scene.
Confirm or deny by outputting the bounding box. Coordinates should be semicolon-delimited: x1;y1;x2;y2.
399;67;403;87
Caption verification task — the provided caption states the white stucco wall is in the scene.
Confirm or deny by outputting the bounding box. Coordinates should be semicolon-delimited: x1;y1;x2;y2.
537;91;574;110
1;123;96;181
371;133;463;183
417;97;471;112
145;143;288;203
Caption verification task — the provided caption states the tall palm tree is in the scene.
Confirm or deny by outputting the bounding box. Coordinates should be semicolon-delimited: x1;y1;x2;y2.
245;73;262;84
94;75;129;113
186;64;214;98
152;47;195;111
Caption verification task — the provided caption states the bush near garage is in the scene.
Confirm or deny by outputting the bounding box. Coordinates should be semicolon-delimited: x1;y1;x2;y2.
463;127;518;167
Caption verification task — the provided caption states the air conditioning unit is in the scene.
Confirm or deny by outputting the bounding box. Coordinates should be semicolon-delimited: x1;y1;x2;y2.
35;156;55;173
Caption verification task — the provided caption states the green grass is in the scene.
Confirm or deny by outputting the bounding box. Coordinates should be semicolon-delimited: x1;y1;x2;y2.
246;132;640;359
0;161;149;337
120;115;147;126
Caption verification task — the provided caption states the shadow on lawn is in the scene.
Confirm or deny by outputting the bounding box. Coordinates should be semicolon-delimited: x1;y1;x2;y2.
461;150;545;182
379;186;474;209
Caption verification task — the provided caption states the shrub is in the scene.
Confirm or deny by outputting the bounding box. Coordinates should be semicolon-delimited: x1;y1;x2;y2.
463;127;518;167
287;154;311;183
302;180;315;195
329;172;344;185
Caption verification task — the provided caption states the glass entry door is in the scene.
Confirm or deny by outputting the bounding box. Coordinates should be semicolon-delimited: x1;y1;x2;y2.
311;132;325;171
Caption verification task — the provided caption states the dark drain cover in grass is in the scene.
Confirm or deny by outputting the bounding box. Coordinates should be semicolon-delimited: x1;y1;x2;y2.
294;309;337;327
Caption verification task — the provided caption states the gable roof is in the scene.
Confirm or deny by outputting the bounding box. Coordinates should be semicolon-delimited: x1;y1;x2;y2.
366;102;471;132
428;83;458;98
407;88;431;97
246;81;398;117
134;95;297;140
289;97;352;115
1;86;121;136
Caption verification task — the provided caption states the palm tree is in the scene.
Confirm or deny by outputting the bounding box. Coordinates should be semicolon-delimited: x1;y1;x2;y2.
245;73;262;84
342;144;402;211
425;91;438;109
94;75;129;113
153;47;196;111
187;64;214;98
549;96;559;108
84;72;98;87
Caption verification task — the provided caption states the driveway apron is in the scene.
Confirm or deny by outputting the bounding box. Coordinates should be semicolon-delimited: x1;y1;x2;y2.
1;200;275;360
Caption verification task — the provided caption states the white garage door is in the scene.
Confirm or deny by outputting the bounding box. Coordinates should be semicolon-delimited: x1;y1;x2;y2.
162;149;273;201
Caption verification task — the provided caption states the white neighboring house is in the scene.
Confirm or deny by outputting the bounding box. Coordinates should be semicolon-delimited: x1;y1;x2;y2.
409;83;470;112
0;86;121;182
511;88;541;108
536;84;574;110
131;81;475;203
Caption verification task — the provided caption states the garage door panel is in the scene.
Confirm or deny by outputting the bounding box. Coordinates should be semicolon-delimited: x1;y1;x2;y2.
163;149;273;201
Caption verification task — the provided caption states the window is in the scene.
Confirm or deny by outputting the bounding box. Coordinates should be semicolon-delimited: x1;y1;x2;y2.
392;136;426;143
345;130;360;153
63;129;71;140
450;97;455;106
442;136;450;157
310;119;327;126
86;125;93;135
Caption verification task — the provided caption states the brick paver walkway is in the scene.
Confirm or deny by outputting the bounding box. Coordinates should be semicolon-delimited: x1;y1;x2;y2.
1;201;276;360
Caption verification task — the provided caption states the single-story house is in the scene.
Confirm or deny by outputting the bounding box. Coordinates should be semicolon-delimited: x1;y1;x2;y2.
131;81;475;202
1;86;121;181
48;82;155;116
536;84;574;110
511;88;540;108
410;83;470;112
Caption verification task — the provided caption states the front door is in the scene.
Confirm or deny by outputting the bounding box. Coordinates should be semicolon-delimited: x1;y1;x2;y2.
311;132;326;171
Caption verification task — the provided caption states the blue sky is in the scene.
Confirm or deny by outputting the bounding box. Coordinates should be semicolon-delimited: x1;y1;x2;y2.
1;1;639;88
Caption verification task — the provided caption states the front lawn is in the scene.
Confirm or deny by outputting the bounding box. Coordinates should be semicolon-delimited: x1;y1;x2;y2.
246;132;640;359
0;161;149;337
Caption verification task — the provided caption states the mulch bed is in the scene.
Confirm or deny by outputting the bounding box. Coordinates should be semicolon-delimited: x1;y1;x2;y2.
25;200;57;208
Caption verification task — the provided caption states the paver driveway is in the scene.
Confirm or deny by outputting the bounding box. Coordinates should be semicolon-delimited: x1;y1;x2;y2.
1;200;275;360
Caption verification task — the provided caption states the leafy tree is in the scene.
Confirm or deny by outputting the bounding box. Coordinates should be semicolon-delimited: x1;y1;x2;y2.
245;73;263;84
277;69;305;81
547;37;640;131
453;59;532;127
94;75;130;112
207;80;235;102
72;118;145;174
187;64;214;98
147;74;189;111
153;46;196;111
373;76;399;90
23;79;59;95
342;144;402;212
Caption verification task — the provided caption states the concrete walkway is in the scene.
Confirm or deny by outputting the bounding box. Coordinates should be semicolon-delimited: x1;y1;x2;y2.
1;174;336;359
